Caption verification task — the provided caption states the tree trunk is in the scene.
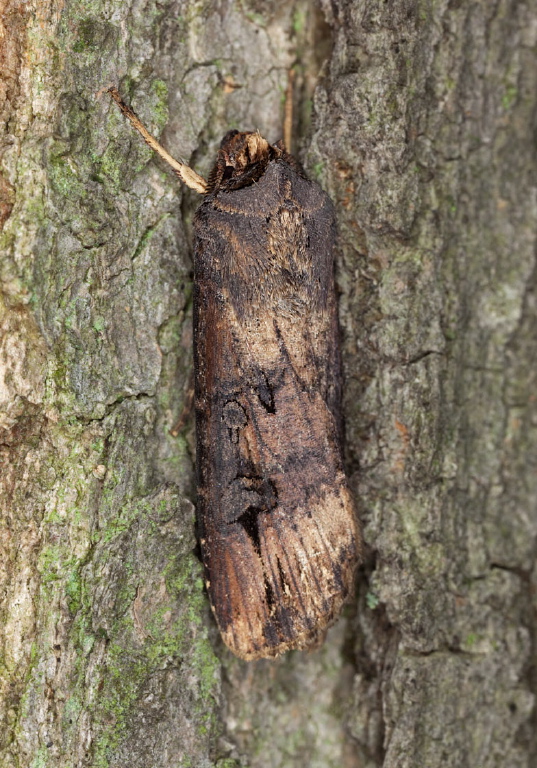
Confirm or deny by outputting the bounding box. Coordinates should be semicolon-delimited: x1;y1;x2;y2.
1;1;536;766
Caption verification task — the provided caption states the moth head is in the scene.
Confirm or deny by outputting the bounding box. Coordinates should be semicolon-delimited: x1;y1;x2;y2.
207;130;277;192
220;130;270;168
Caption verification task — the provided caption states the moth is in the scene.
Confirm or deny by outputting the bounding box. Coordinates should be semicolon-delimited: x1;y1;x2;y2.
109;88;361;660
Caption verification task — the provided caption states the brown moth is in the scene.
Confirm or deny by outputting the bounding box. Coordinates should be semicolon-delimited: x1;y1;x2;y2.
109;88;361;660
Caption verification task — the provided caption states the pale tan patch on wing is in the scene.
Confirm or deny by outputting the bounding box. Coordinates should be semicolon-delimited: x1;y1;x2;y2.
219;480;358;660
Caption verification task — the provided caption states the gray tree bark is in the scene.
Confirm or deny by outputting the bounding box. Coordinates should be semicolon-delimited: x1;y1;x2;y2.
1;1;536;767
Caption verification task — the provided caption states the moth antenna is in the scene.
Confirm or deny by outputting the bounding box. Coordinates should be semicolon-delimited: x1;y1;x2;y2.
108;87;208;194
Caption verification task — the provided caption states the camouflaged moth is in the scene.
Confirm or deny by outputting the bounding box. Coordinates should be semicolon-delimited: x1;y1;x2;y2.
109;87;360;660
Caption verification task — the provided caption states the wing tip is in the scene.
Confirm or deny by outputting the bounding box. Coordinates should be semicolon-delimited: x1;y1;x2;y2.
220;552;359;661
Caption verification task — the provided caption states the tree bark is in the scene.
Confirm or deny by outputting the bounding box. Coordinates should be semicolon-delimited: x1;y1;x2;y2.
1;1;536;767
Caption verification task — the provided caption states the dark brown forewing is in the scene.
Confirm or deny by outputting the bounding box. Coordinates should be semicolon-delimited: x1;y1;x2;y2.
194;158;360;660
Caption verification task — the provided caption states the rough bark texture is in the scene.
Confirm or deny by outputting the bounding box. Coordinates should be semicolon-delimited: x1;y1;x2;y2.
0;1;536;767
